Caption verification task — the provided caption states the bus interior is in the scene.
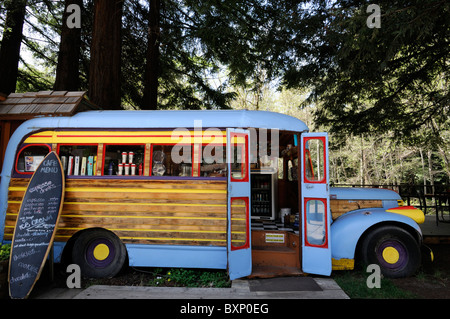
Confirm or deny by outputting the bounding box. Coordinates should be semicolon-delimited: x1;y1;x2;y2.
249;129;304;277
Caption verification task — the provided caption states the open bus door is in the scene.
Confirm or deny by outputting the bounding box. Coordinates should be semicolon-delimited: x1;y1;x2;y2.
300;133;332;276
226;128;252;280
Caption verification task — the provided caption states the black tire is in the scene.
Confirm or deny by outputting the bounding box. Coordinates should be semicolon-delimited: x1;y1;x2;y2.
360;225;421;278
72;228;127;278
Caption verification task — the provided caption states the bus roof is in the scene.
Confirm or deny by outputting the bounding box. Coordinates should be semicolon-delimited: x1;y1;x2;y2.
20;110;309;132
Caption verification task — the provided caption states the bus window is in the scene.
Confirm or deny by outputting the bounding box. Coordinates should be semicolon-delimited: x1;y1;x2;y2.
305;198;327;247
304;138;325;183
201;144;226;177
15;144;51;174
59;145;98;176
229;133;248;182
151;144;192;177
103;144;146;176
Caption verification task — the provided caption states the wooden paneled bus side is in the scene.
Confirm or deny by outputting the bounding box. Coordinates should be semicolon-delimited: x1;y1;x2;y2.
5;178;241;246
4;129;247;248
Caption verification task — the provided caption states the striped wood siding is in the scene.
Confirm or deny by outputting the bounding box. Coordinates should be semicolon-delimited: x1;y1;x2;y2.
5;178;245;247
330;199;383;220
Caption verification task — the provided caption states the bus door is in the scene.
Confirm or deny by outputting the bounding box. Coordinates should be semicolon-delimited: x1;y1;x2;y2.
300;133;332;276
226;128;252;280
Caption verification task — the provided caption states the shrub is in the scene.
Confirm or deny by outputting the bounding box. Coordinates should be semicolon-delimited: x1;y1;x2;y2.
0;244;10;262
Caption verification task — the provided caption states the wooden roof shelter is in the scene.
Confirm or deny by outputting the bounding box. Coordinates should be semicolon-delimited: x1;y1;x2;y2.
0;91;100;172
0;91;98;120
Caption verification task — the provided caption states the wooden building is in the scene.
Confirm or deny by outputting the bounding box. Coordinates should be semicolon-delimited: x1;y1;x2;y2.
0;91;99;173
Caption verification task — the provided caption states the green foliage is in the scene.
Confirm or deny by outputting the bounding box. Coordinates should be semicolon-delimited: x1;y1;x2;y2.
6;0;447;123
272;0;449;183
282;0;449;142
6;0;289;110
166;268;230;288
21;0;63;70
0;244;10;262
16;67;53;92
83;267;231;288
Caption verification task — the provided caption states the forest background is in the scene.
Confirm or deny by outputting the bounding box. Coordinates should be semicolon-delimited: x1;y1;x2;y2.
0;0;448;189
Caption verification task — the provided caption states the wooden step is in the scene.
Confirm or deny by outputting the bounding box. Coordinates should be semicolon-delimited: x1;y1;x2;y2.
248;265;304;279
252;245;300;268
250;229;301;277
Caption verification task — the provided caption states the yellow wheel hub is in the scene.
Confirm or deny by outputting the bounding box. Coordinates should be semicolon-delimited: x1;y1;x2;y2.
93;244;110;261
382;246;400;264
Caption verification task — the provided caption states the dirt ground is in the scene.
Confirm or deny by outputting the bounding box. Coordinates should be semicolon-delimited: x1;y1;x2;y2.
391;244;450;299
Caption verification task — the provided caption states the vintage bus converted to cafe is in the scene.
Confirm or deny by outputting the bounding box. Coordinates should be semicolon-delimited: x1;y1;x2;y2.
0;110;425;279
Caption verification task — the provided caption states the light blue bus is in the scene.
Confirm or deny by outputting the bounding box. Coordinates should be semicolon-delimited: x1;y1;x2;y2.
0;110;426;279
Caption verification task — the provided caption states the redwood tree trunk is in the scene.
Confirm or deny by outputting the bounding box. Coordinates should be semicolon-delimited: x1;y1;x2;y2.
0;0;27;95
142;0;160;110
88;0;123;109
54;0;82;91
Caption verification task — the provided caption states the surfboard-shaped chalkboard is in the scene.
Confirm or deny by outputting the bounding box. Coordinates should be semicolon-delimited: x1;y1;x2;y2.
8;151;65;299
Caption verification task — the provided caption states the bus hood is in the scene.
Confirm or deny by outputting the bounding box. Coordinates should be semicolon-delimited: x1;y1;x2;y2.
330;187;424;224
330;187;401;201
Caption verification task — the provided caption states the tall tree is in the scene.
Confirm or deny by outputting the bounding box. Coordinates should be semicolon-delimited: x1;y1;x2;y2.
121;0;294;110
142;0;160;109
54;0;82;91
281;0;449;141
89;0;123;109
0;0;27;95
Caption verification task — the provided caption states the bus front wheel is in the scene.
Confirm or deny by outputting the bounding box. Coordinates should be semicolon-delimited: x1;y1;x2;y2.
72;228;127;278
360;225;421;278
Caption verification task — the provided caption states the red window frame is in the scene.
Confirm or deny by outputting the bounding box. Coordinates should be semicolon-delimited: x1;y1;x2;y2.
303;136;327;184
303;197;328;248
229;133;249;183
230;197;250;251
14;144;52;175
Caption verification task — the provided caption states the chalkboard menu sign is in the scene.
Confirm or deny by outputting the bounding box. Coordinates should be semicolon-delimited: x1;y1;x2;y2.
8;151;65;299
